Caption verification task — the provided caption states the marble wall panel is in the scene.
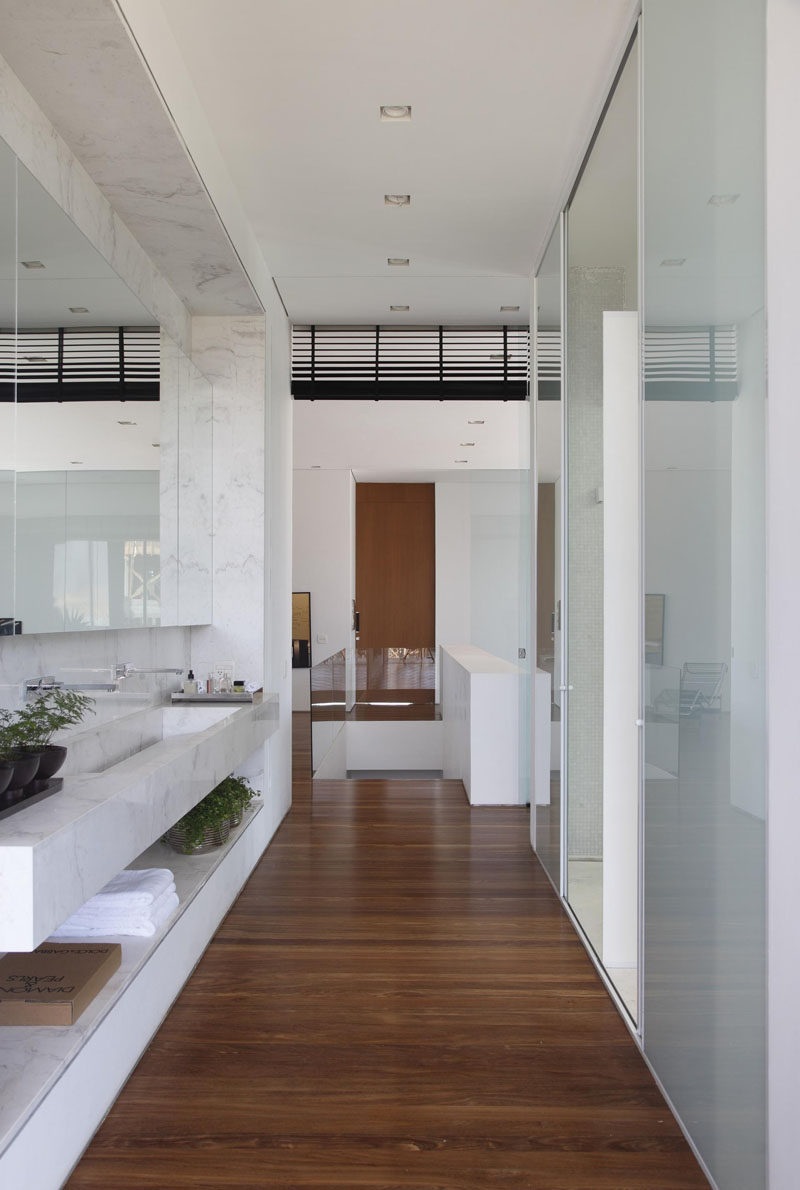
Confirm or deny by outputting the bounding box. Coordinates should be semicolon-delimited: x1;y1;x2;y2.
189;316;265;688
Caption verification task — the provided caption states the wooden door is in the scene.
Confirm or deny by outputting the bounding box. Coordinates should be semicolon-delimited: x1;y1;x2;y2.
355;483;435;649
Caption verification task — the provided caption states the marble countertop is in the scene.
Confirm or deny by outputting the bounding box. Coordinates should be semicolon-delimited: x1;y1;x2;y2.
0;695;279;951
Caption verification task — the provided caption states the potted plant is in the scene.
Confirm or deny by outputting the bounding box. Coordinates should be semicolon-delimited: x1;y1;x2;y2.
0;689;95;796
216;775;257;827
164;775;257;854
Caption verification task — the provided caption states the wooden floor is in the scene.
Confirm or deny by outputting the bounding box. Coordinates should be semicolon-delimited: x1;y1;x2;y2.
67;714;707;1189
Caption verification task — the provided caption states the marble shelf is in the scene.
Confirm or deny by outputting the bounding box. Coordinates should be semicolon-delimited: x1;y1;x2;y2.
0;695;279;951
0;802;265;1178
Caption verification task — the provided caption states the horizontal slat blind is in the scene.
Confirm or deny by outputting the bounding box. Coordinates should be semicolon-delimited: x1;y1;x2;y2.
291;324;740;400
292;325;528;397
0;326;160;399
644;326;737;385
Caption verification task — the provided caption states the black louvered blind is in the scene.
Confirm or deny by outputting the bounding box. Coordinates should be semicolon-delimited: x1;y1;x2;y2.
292;323;740;402
0;326;160;401
292;325;529;399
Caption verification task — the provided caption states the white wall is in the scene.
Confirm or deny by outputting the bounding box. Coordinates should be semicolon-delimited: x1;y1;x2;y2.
292;469;355;678
435;477;526;693
264;294;293;816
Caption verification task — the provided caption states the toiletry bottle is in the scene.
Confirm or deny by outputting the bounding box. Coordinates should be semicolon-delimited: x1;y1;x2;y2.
184;669;196;696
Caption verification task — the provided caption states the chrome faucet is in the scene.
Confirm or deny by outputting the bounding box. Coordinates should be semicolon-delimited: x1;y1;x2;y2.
114;663;183;679
24;674;63;696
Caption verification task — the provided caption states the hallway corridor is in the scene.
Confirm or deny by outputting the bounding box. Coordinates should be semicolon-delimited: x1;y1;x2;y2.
66;716;707;1188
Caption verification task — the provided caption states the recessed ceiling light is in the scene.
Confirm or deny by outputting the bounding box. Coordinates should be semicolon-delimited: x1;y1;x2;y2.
454;459;469;464
660;258;686;266
118;419;137;426
390;305;410;312
708;193;740;206
384;194;411;206
459;442;475;447
500;305;520;312
21;260;45;269
467;419;485;425
380;105;411;121
387;257;410;267
69;306;89;314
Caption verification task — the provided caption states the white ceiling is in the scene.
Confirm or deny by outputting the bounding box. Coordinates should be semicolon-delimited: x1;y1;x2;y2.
158;0;634;325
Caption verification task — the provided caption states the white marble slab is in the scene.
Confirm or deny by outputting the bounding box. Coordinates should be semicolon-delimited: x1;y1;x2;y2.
0;696;278;950
0;2;260;322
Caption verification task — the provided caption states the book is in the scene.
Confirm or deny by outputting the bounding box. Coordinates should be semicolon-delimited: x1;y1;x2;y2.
0;943;122;1025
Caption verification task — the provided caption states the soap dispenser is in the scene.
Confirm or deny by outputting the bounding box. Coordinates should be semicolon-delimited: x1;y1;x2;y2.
183;669;197;695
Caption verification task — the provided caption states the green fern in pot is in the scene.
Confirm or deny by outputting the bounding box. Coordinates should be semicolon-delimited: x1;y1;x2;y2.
13;689;95;781
164;775;257;854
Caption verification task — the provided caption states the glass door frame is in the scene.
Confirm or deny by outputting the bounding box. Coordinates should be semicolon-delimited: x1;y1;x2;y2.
547;21;645;1040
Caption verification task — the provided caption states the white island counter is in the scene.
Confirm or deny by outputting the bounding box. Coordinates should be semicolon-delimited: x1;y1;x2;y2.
441;644;521;805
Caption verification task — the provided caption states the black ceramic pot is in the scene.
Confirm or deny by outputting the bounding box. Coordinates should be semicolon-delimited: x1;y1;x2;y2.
36;744;67;782
8;751;42;791
0;760;13;798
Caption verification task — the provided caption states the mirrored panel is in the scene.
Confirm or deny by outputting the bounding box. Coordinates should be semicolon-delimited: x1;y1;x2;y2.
11;158;212;631
564;36;639;1019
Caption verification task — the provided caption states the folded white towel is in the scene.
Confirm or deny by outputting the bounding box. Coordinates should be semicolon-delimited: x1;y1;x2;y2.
72;867;175;913
50;890;180;939
64;882;177;931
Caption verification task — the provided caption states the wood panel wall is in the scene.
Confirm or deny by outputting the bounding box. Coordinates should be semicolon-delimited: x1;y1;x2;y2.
355;483;435;649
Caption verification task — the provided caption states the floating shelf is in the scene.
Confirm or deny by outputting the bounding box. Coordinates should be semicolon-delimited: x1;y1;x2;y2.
0;802;267;1175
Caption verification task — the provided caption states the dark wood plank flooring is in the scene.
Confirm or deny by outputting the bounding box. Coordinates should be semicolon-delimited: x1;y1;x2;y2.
66;713;707;1188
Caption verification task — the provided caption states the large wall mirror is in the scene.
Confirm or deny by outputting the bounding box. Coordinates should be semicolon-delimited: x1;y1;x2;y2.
0;142;212;634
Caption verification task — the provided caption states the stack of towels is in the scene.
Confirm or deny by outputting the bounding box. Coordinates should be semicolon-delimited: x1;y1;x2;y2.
51;868;178;939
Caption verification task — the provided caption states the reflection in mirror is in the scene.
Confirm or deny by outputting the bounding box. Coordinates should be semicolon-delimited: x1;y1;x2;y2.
10;157;212;632
534;220;562;890
564;36;639;1020
310;648;345;772
292;592;311;669
0;138;16;634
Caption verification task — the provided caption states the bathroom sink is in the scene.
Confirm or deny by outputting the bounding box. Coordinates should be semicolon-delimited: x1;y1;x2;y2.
59;703;237;777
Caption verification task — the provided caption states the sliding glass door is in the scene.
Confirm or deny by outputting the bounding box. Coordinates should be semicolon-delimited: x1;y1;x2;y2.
562;33;640;1021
